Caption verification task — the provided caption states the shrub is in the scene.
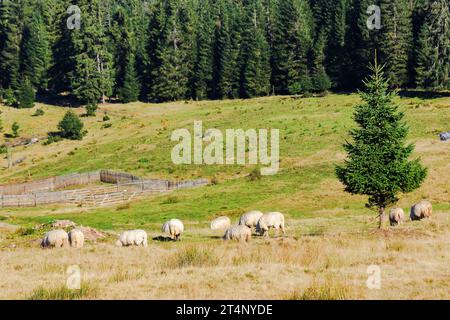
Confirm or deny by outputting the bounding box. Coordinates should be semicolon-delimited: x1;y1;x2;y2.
85;103;97;117
4;88;17;107
43;134;63;145
32;108;45;117
101;123;112;129
102;114;110;122
58;111;86;140
11;122;20;138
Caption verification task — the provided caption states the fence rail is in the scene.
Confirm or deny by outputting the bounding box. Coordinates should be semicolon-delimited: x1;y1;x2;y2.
0;170;209;208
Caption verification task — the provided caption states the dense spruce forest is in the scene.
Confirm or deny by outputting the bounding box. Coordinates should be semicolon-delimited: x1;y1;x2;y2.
0;0;449;108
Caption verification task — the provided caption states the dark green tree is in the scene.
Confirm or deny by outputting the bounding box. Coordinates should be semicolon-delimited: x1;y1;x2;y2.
58;110;85;140
144;0;190;102
191;0;214;100
70;0;114;105
272;0;314;94
379;0;413;88
240;0;271;98
109;5;140;103
311;31;331;93
336;60;427;228
11;121;20;137
17;79;35;108
415;0;450;90
0;0;22;90
20;2;52;90
118;54;140;103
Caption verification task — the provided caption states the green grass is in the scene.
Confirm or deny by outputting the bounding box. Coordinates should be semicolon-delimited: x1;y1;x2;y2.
1;94;449;234
27;282;99;300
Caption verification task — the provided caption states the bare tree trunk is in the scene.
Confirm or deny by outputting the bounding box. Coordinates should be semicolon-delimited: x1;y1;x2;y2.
379;206;386;229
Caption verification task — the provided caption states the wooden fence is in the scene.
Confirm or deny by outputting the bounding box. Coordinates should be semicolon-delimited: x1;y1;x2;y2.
0;171;101;195
0;172;209;208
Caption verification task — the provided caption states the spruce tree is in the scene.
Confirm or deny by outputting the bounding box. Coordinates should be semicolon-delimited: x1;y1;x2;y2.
191;0;214;100
0;0;22;90
272;0;314;95
58;110;85;140
210;0;243;99
17;79;35;109
119;54;140;103
379;0;413;88
11;121;20;137
415;0;450;90
70;0;114;105
110;6;140;103
325;0;349;88
240;0;271;98
20;2;52;91
311;31;331;93
343;0;380;90
336;59;427;228
145;0;190;102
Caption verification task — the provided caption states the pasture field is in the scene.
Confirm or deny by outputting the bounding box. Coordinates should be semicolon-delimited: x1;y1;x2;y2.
0;94;449;299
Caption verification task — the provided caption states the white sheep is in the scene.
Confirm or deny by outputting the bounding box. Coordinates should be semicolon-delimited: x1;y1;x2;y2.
68;229;85;248
256;212;285;237
162;219;184;240
210;216;231;230
116;230;148;247
41;229;69;248
238;210;263;229
410;200;433;221
223;225;251;242
389;208;405;226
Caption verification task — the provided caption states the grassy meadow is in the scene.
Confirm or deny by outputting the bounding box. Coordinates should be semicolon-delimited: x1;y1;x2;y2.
0;93;449;299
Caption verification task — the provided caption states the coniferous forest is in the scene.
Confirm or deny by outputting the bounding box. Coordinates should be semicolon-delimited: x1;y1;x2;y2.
0;0;449;107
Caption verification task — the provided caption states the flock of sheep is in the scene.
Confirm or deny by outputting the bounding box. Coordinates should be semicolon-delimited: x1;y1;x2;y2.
389;200;433;226
40;200;432;248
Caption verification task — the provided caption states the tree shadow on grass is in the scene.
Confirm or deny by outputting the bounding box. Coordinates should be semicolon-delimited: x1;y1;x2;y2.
398;90;450;99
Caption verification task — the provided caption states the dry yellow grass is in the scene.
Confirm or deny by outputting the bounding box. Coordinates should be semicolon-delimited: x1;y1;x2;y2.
0;214;448;300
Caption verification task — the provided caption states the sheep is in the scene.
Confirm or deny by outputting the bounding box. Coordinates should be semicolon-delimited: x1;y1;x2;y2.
389;208;405;226
68;229;85;248
223;225;251;242
238;210;263;229
410;200;433;221
210;216;231;230
162;219;184;241
41;229;69;248
116;230;148;247
256;212;285;237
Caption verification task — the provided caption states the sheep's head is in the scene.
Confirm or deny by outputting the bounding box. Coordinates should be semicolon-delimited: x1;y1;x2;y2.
255;223;263;236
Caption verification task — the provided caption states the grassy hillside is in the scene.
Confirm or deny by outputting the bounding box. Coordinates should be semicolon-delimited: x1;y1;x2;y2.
1;94;449;231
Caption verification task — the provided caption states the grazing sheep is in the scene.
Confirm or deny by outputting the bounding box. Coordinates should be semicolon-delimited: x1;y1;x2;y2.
256;212;285;237
410;200;433;221
41;230;69;248
389;208;405;226
116;230;148;247
68;229;85;248
162;219;184;240
210;216;231;230
238;211;263;229
223;225;251;242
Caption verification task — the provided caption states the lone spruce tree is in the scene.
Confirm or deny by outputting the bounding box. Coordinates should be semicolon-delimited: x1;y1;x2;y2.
336;58;427;228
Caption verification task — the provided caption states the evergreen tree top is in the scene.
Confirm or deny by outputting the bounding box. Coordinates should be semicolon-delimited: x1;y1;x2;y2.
336;57;427;212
